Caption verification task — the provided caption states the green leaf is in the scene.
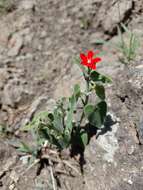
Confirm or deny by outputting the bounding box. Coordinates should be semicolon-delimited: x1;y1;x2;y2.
21;118;40;132
53;109;64;132
48;113;54;121
64;87;81;136
21;111;50;131
65;95;76;132
90;71;112;84
120;23;130;34
6;139;21;148
84;101;107;128
84;104;94;118
95;84;105;100
18;142;32;153
65;91;78;133
96;101;107;126
38;125;51;140
62;133;71;148
80;130;88;147
74;84;81;99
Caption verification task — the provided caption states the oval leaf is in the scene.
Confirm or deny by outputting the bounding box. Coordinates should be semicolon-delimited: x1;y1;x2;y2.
90;71;112;83
95;84;105;100
80;131;88;148
84;101;107;128
84;104;94;118
74;84;81;99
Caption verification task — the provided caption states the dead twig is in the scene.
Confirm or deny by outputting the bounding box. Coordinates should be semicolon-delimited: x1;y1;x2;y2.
49;164;56;190
42;154;80;175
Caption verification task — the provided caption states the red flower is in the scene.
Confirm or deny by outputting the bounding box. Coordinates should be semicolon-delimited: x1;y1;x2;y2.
80;50;101;70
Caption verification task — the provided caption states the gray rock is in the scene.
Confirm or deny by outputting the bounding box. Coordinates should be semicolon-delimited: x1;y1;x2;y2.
40;31;47;39
19;0;36;10
96;113;119;164
0;156;17;178
1;78;32;108
8;33;23;57
101;0;133;33
89;32;104;45
0;68;8;89
138;120;143;144
2;79;23;107
13;96;49;129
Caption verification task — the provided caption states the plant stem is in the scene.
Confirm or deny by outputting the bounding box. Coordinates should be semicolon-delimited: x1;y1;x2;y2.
78;69;90;125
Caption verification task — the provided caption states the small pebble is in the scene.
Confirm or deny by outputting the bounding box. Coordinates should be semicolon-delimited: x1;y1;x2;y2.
127;179;133;185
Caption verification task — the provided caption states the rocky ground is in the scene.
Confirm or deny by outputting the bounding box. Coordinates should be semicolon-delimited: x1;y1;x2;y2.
0;0;143;189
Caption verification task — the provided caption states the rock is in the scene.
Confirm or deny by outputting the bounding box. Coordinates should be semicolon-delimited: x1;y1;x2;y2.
19;0;36;10
138;120;143;144
15;54;33;61
0;68;8;89
20;155;29;165
45;37;52;47
89;32;104;45
1;78;32;108
8;33;23;57
127;179;133;185
45;98;56;112
19;95;47;128
18;28;34;44
9;183;15;190
10;171;19;183
127;145;135;155
19;28;30;36
0;110;8;123
14;14;32;29
37;44;42;50
101;0;133;33
0;156;17;178
96;113;119;163
40;31;47;38
24;33;34;44
0;22;11;48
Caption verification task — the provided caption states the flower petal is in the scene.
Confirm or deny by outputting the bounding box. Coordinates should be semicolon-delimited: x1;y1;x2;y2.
87;51;94;59
80;53;87;62
87;63;96;70
93;57;101;63
81;61;87;66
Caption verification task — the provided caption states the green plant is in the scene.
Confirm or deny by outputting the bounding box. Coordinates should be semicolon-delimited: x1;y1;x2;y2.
117;23;140;65
19;51;111;163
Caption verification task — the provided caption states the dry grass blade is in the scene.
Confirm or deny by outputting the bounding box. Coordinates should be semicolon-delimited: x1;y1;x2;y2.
62;160;80;175
49;165;57;190
42;154;80;175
